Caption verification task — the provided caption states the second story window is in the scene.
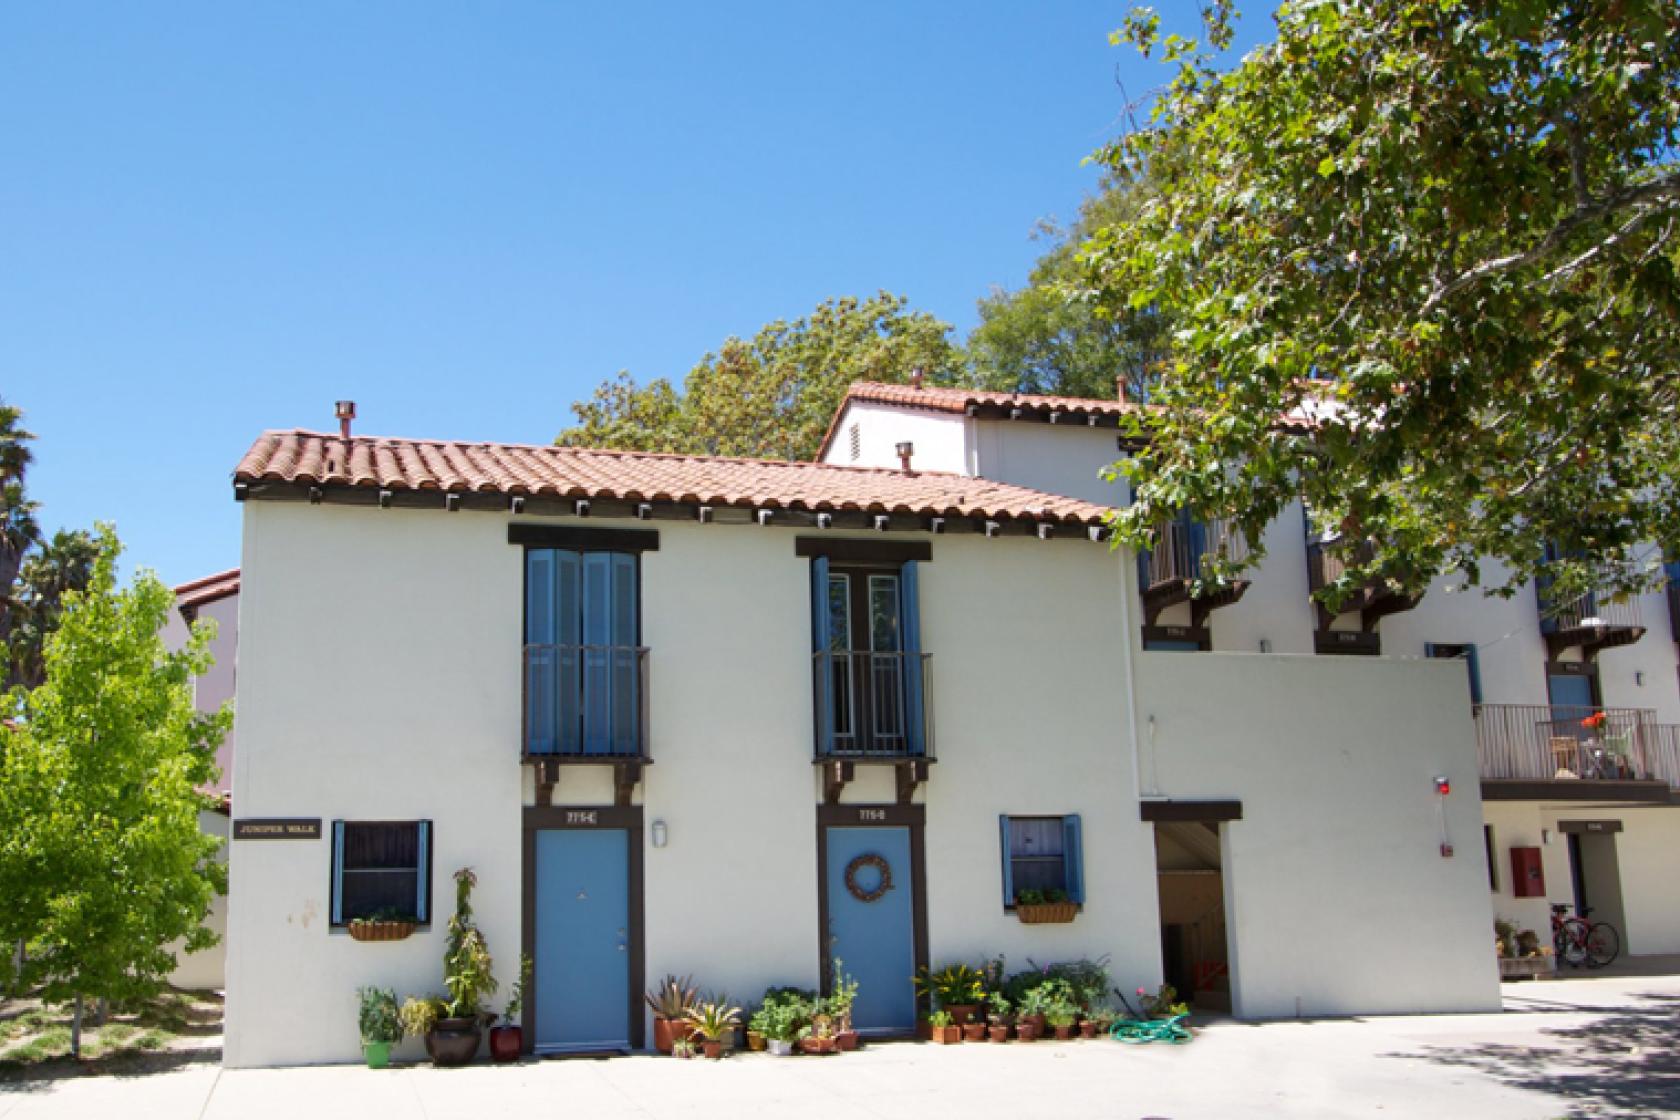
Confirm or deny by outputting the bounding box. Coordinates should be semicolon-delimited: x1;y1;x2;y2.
524;548;644;756
809;554;929;758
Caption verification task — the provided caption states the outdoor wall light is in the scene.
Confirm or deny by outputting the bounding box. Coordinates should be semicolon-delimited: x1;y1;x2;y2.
652;820;668;848
1434;775;1451;796
1635;671;1646;687
1542;828;1553;845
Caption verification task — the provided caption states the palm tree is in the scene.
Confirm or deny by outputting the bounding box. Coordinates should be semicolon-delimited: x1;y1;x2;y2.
8;529;99;690
0;400;40;649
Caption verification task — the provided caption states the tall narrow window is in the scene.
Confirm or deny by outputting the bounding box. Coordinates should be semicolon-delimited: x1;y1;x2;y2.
331;820;432;925
525;549;640;755
998;815;1084;908
810;558;925;758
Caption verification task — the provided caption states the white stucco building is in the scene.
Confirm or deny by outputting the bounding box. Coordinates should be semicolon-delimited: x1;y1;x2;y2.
160;568;240;991
222;416;1500;1069
823;380;1680;960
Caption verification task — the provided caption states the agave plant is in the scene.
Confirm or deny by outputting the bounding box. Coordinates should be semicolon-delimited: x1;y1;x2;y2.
644;973;699;1019
684;1000;742;1042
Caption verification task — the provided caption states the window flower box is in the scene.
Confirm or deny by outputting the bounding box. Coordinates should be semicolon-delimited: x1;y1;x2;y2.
1015;901;1079;925
347;919;417;942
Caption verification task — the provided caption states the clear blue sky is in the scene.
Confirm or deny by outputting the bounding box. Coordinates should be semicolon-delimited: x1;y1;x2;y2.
1;2;1267;587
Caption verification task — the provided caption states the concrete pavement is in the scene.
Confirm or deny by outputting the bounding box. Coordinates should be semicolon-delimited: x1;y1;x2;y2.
3;968;1677;1119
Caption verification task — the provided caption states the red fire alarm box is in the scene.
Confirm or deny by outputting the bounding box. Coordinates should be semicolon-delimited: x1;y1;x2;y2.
1510;846;1545;898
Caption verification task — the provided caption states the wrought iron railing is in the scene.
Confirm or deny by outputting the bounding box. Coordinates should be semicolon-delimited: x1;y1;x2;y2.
1473;703;1659;782
1647;725;1680;790
1140;518;1247;589
812;650;932;759
523;644;649;758
1539;585;1644;635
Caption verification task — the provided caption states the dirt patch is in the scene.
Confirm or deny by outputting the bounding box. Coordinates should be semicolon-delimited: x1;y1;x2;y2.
0;987;221;1081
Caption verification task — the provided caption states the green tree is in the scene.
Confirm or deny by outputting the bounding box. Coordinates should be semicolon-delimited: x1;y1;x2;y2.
7;529;99;690
1084;0;1680;604
0;526;228;1055
969;173;1172;402
0;400;40;647
558;293;966;461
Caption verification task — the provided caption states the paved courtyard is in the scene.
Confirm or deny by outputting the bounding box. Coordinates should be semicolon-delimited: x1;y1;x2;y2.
3;967;1678;1120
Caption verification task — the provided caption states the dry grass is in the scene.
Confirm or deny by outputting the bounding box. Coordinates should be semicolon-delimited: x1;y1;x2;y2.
0;987;221;1078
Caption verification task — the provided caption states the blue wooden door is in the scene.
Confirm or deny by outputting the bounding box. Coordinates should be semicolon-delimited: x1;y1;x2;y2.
825;826;916;1034
1548;672;1595;711
534;829;630;1052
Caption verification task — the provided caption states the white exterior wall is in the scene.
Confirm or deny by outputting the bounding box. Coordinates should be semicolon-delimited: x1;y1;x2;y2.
1135;651;1501;1017
167;809;230;991
819;401;968;474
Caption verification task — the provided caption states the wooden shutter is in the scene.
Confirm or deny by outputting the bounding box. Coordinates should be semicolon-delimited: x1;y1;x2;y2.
330;820;345;925
811;556;834;756
900;560;925;757
1062;815;1085;904
998;816;1015;907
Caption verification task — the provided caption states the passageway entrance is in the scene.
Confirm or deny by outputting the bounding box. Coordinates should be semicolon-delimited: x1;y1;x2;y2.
1153;820;1233;1012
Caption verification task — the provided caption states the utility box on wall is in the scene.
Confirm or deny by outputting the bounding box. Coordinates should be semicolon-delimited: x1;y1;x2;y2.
1510;846;1546;898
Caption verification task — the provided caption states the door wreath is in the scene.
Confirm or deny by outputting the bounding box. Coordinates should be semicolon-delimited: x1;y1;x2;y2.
844;853;893;902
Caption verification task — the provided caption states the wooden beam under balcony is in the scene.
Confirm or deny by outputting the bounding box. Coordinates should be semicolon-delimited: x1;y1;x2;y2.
1141;576;1251;629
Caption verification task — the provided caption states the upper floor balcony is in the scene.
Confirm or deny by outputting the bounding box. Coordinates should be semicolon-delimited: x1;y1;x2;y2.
1537;586;1645;660
1474;703;1668;790
1138;517;1250;628
812;649;933;761
1306;537;1420;632
522;643;650;760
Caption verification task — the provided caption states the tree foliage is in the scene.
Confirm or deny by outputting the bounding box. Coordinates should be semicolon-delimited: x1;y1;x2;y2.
557;293;965;462
970;173;1172;402
0;527;228;1039
1084;0;1680;602
0;399;40;646
7;529;99;691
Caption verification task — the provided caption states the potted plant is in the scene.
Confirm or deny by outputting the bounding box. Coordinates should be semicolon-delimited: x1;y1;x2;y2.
1014;986;1049;1041
356;986;402;1068
1040;979;1079;1040
401;868;499;1066
913;963;987;1026
927;1009;961;1045
348;908;420;942
1013;887;1079;924
646;974;699;1055
489;954;531;1063
1137;983;1190;1022
986;992;1012;1043
826;959;861;1051
754;987;813;1056
685;1000;741;1061
671;1037;697;1060
798;1011;840;1054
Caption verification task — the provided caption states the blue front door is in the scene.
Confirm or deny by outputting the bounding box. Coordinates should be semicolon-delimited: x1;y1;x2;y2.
825;826;916;1034
534;829;630;1052
1548;672;1595;711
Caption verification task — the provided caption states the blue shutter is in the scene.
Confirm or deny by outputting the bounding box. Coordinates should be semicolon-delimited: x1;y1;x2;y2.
1183;512;1207;580
999;816;1015;908
582;553;613;754
525;550;556;754
556;551;581;754
811;557;834;757
609;553;639;755
1464;645;1483;705
330;821;345;925
415;821;431;923
1062;815;1085;904
900;560;925;757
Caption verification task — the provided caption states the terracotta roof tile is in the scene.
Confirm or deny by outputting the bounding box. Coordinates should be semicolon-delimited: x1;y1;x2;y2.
234;431;1114;527
174;569;240;611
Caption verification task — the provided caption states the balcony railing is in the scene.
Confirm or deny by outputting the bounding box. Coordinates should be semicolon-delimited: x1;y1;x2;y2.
1537;573;1646;658
813;650;933;759
523;644;649;758
1306;537;1419;629
1474;703;1659;783
1140;518;1248;589
1648;725;1680;790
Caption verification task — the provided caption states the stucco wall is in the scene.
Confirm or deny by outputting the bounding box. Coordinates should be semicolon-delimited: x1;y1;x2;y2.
1135;651;1503;1017
819;400;969;474
168;809;230;990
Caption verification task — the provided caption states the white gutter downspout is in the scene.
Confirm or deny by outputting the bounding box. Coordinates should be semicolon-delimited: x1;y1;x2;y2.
1114;520;1160;800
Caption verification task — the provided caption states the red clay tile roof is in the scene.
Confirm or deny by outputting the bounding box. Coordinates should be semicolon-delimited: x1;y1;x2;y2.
234;431;1113;527
816;381;1142;459
174;569;240;611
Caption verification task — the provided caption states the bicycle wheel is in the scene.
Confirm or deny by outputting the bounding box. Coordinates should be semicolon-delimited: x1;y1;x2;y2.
1585;922;1620;969
1555;919;1590;967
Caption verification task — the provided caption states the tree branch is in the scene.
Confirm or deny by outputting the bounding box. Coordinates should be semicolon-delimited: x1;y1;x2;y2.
1419;170;1680;316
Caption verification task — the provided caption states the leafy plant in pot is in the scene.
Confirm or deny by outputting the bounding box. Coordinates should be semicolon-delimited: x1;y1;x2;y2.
986;992;1012;1043
356;986;402;1068
752;987;812;1056
1040;979;1080;1040
646;974;699;1055
489;955;532;1063
400;868;499;1066
913;962;987;1026
825;958;861;1051
685;1001;741;1060
926;1009;961;1045
1014;985;1050;1041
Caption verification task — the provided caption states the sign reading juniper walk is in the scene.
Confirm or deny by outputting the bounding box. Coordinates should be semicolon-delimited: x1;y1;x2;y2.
233;818;322;840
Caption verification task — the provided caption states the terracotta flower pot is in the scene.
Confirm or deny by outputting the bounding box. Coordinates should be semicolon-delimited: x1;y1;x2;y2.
799;1035;838;1055
836;1030;860;1051
962;1022;987;1042
1016;1021;1041;1042
653;1016;679;1055
703;1039;723;1060
1079;1020;1098;1039
1053;1024;1074;1041
988;1024;1010;1043
931;1025;961;1045
944;1003;981;1026
488;1025;522;1062
746;1030;767;1052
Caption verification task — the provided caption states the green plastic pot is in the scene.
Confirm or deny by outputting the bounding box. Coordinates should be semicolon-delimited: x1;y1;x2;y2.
363;1040;392;1069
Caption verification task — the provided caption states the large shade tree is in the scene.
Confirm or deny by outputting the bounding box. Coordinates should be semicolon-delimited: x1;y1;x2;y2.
1083;0;1680;605
0;527;228;1055
558;293;965;462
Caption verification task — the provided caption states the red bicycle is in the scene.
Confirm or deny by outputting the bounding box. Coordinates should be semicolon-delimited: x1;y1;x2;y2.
1551;903;1620;969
